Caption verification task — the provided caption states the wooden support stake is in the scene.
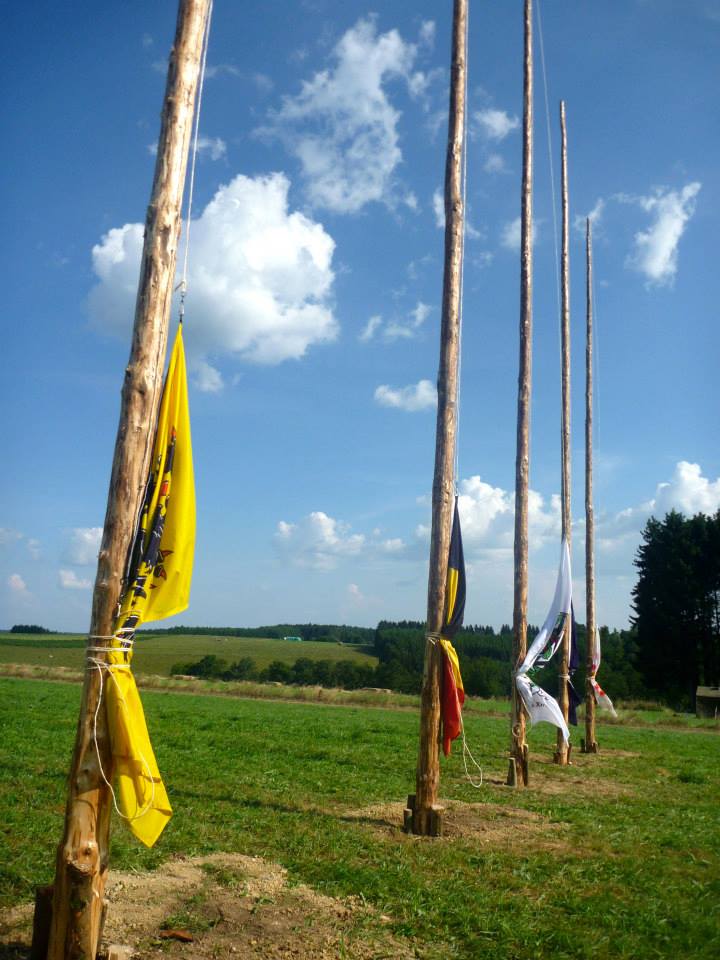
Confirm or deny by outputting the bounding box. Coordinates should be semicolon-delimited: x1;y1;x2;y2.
508;0;533;788
583;217;599;755
411;0;467;836
555;100;572;766
43;4;211;959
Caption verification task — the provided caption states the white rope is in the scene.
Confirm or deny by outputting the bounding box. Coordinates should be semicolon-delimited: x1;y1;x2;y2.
86;632;157;824
460;717;483;789
178;0;214;322
454;0;470;493
535;0;562;395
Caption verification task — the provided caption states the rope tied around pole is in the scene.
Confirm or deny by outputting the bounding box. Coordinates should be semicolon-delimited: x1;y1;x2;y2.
86;632;158;826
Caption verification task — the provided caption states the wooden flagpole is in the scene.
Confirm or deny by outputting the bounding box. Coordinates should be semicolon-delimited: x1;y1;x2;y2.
508;0;533;789
407;0;467;837
38;3;212;958
554;100;572;766
583;217;599;753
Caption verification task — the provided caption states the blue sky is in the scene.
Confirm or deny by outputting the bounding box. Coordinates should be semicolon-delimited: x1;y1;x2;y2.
2;0;718;633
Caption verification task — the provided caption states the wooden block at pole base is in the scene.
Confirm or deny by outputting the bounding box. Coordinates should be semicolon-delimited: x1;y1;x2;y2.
429;805;444;838
506;758;518;787
30;885;53;960
106;946;134;960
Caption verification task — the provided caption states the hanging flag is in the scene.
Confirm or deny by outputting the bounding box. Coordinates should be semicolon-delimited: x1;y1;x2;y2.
439;499;466;756
589;625;617;716
516;537;571;741
567;606;582;726
104;326;195;847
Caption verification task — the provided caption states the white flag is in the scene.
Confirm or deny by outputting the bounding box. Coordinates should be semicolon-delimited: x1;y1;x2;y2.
590;626;616;715
516;673;570;742
515;537;572;740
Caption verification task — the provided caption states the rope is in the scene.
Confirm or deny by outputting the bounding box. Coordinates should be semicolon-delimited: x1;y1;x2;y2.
454;0;470;494
178;0;214;323
460;718;483;788
86;632;157;824
535;0;561;326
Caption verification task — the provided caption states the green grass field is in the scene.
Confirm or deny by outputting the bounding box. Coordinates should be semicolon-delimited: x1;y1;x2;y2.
1;676;718;958
0;632;376;677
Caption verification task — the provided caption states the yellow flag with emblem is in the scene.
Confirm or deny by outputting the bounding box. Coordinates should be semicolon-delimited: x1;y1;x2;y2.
104;326;195;846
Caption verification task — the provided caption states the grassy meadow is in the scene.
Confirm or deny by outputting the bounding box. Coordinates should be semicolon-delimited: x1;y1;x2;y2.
1;675;718;959
0;631;376;677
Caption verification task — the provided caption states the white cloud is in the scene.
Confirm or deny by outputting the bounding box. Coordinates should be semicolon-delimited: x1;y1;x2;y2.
196;136;227;161
361;302;431;343
204;62;242;79
275;512;365;570
419;20;436;48
625;182;701;286
194;359;224;393
454;476;560;555
574;197;605;233
66;527;102;566
67;527;102;565
263;18;424;212
59;569;92;590
484;153;505;174
359;315;382;342
474;108;519;141
88;173;337;367
501;217;537;251
8;573;28;595
432;188;444;228
374;379;437;412
27;539;41;560
0;528;22;546
597;461;720;554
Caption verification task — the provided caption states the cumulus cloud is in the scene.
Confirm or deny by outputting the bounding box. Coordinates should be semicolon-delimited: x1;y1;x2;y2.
59;569;92;590
87;173;337;370
67;527;102;565
194;359;224;393
624;182;701;286
474;108;519;141
275;512;365;570
597;461;720;553
484;153;505;174
27;539;41;560
0;528;22;546
275;512;407;571
374;379;437;412
262;18;430;212
8;573;29;595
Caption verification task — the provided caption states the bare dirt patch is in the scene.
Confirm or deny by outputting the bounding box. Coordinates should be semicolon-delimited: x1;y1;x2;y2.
343;799;570;850
0;854;417;960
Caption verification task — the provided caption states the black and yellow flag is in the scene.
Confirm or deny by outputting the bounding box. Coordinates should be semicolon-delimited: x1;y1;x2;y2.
440;498;466;755
104;326;195;847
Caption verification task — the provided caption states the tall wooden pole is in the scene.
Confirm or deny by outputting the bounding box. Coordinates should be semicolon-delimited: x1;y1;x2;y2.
508;0;533;789
583;218;599;753
42;3;211;958
410;0;467;837
554;100;572;766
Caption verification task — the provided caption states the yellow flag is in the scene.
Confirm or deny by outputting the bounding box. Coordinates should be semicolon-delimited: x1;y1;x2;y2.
104;325;195;846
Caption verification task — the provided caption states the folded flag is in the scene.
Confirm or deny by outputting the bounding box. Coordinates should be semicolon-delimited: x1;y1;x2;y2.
516;537;571;742
440;499;466;756
104;326;195;847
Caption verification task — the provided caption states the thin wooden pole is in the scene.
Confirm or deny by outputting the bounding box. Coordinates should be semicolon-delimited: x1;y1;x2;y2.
43;3;211;958
583;217;599;753
508;0;533;789
410;0;467;837
554;100;572;766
